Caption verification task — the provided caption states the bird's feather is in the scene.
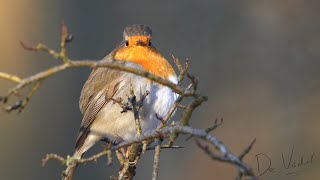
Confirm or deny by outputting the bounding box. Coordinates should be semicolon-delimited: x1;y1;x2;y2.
76;55;143;150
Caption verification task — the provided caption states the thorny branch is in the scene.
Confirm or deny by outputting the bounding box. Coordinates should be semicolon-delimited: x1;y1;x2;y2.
0;23;257;179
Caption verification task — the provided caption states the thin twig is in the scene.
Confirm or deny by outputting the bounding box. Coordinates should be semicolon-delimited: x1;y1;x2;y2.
186;73;198;91
20;41;61;59
60;21;69;64
171;55;189;85
158;95;184;128
129;85;142;136
0;72;22;83
42;154;66;166
239;138;256;161
146;145;184;151
111;125;226;155
177;104;187;109
167;95;207;145
195;140;255;178
18;80;43;113
152;139;162;180
3;60;187;95
42;147;112;167
180;95;207;126
107;150;113;166
185;117;223;141
4;81;42;113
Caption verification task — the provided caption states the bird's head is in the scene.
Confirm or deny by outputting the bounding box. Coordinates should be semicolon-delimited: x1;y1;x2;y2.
113;24;176;80
114;24;155;57
123;24;153;48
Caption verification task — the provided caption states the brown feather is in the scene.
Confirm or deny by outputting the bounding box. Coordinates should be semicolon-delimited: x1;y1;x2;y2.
76;54;143;150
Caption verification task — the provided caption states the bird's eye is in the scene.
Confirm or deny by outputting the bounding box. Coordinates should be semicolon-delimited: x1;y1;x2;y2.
148;41;152;47
125;41;129;47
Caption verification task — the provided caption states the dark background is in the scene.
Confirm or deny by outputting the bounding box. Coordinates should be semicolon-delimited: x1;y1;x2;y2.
1;0;320;179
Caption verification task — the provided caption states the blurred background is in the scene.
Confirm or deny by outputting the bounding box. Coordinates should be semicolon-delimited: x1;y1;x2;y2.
1;0;320;179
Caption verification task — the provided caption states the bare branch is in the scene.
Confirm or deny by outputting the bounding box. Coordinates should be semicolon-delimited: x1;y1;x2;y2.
20;41;61;59
195;140;255;178
42;153;66;166
152;139;162;180
45;125;256;179
43;146;113;168
1;60;191;101
0;72;22;83
129;85;142;136
171;54;189;85
180;95;208;126
118;161;130;180
186;73;198;91
111;125;227;155
186;117;223;141
177;104;187;109
239;138;256;161
5;80;42;113
146;145;184;151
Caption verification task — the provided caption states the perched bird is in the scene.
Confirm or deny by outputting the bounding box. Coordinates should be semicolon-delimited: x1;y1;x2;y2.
63;24;177;179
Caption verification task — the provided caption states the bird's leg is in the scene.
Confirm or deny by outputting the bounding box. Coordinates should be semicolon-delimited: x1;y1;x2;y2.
114;147;127;165
120;147;127;157
141;139;154;154
115;150;125;165
118;143;142;180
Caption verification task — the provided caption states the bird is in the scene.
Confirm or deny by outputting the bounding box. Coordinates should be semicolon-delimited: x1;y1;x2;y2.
63;24;178;179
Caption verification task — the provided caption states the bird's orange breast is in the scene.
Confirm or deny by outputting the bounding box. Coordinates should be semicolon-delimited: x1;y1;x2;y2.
114;45;176;80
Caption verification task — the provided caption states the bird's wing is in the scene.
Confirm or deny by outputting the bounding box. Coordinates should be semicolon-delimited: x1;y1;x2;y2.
76;55;142;150
79;54;115;114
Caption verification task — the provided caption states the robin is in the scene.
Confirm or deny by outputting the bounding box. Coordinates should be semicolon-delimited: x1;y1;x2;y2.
63;24;178;179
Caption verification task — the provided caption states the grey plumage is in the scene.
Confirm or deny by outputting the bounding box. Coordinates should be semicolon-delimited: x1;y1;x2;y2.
123;24;152;38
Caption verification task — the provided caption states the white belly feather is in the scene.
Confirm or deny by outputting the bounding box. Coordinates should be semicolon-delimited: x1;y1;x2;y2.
90;75;178;143
140;76;178;134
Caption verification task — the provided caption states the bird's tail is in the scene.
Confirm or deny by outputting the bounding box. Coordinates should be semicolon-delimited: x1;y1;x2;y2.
62;152;82;180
